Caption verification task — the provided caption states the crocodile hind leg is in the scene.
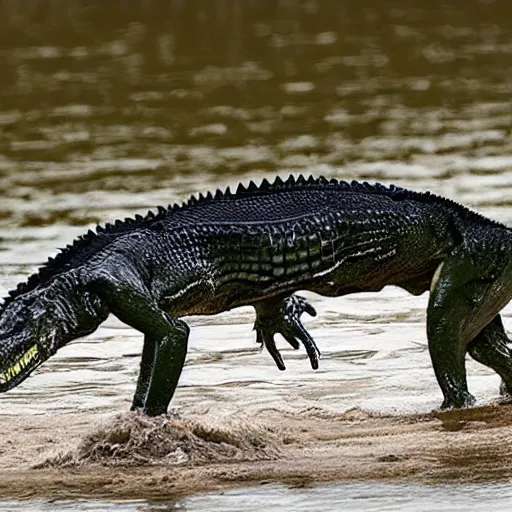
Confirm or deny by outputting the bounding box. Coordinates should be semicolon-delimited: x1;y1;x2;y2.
253;294;320;370
90;272;189;416
467;315;512;399
427;250;511;409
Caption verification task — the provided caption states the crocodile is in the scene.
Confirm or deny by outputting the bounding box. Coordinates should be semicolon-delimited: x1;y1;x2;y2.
2;175;512;415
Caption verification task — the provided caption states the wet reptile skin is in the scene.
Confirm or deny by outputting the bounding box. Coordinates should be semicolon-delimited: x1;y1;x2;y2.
2;175;512;415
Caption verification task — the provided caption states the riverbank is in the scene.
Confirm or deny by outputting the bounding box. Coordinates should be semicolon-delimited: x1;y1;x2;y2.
0;404;511;500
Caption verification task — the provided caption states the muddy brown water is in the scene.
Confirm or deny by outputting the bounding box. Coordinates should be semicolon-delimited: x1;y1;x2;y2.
1;1;512;509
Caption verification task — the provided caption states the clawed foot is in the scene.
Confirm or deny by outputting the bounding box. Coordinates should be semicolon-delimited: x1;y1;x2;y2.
253;294;320;371
440;391;476;409
498;380;512;404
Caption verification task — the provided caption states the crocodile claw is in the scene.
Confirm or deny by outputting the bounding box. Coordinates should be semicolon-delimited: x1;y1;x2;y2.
253;294;320;371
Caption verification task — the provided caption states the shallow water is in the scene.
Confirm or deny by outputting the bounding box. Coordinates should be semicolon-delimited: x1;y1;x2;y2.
5;482;512;512
1;0;512;509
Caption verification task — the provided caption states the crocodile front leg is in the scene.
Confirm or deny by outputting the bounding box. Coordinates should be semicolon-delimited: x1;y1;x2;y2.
131;334;157;410
253;294;320;371
90;269;189;416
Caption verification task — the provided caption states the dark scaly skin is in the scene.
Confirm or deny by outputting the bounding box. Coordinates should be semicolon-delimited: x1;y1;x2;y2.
2;175;512;415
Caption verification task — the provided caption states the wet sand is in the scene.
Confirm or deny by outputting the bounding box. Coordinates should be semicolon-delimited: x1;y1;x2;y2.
1;404;511;500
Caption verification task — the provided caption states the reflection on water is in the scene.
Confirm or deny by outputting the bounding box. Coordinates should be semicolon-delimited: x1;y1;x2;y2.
2;0;512;231
1;0;512;508
5;482;512;512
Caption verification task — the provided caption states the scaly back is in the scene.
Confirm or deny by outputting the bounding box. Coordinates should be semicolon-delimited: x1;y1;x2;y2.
1;175;503;312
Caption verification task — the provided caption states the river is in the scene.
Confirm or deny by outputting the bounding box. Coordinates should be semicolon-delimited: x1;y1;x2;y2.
1;1;512;510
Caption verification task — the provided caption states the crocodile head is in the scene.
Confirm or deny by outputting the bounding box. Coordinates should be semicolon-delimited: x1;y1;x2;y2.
0;272;109;392
0;290;53;391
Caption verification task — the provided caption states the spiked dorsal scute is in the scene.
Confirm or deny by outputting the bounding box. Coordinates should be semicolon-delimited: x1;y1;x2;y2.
260;178;271;189
248;180;258;192
284;175;296;186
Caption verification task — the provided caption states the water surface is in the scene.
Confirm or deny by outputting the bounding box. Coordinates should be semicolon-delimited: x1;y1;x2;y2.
1;0;512;510
5;482;512;512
